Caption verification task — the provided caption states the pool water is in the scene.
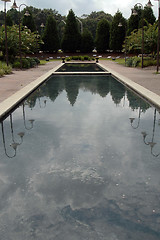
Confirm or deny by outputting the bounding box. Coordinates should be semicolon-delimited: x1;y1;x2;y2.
0;74;160;240
56;63;105;72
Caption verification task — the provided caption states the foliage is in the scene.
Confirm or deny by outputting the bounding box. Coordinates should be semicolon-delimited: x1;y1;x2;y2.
42;15;60;53
22;8;36;32
110;11;126;51
125;56;158;68
95;18;110;52
80;29;94;53
0;61;12;76
6;14;13;26
143;6;156;26
141;59;157;68
65;55;93;61
82;11;113;40
127;6;142;35
0;25;42;61
61;9;81;52
12;57;39;69
127;5;156;35
126;57;141;67
125;23;158;55
6;8;19;25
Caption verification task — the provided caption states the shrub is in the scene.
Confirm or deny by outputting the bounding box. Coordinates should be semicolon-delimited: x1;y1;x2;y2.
64;55;92;61
13;57;40;69
132;57;141;67
83;55;91;61
126;57;141;67
12;60;21;69
26;58;37;67
0;61;12;75
66;57;71;61
0;69;4;76
21;58;30;69
72;56;79;60
126;58;133;67
33;57;40;64
141;59;157;68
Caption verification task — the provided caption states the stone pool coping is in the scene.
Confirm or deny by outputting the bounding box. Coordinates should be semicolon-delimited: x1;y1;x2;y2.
0;61;160;120
98;62;160;110
0;63;63;120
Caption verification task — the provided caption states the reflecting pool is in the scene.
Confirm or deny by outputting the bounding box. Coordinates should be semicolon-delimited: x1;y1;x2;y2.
0;75;160;240
56;63;105;72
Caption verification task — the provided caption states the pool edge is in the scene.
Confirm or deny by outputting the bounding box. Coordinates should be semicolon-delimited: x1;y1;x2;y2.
1;62;160;120
0;63;63;120
98;62;160;110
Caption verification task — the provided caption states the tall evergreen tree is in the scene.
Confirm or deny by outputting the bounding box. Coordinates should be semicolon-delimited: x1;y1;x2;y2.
22;8;36;32
128;6;142;35
95;18;110;52
6;14;13;26
110;11;126;51
42;15;60;53
143;6;156;25
61;9;81;52
81;29;94;53
128;5;156;35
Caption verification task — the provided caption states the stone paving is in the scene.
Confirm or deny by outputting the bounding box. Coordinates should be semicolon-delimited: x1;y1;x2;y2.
101;60;160;96
0;61;60;103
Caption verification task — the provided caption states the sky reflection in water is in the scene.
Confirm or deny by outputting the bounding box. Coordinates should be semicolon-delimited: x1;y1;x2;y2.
0;75;160;240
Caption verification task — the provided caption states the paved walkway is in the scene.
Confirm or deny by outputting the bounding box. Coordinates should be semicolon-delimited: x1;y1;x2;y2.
0;60;159;104
101;60;160;96
0;61;60;103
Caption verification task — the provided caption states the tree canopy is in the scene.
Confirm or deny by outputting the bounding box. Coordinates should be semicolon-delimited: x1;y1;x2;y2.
42;15;60;52
110;11;126;51
61;9;81;52
95;18;110;52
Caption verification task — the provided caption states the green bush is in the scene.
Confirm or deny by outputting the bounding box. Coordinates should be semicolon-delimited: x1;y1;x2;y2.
126;58;133;67
12;60;21;68
126;57;141;67
33;57;40;64
27;58;37;67
64;55;92;61
13;57;40;69
83;55;91;61
72;56;79;60
132;57;141;67
141;59;157;68
0;69;4;76
0;61;12;76
22;58;30;69
66;57;71;61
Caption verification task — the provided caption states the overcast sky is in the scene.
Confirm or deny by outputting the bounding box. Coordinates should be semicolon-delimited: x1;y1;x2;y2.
0;0;158;19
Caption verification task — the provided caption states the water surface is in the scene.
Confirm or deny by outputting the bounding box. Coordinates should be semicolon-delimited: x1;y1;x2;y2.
0;75;160;240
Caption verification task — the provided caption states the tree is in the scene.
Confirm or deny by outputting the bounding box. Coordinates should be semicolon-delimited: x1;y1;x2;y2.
82;11;113;40
6;14;13;26
7;8;19;25
61;9;81;52
143;6;156;25
42;15;60;53
110;11;126;51
126;23;158;55
128;6;142;35
0;25;40;60
22;8;36;32
128;5;156;35
81;29;94;53
95;18;110;52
